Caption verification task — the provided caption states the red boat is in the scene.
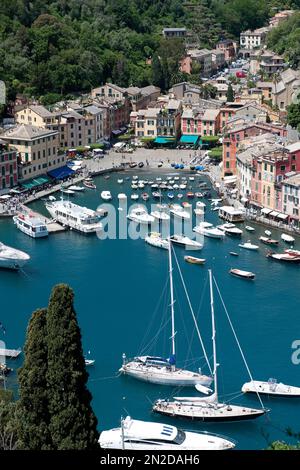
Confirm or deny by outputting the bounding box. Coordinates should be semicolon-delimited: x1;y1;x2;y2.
186;192;194;198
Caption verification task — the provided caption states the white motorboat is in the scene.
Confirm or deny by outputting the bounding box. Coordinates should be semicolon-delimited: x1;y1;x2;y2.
177;193;183;199
281;233;295;243
138;182;145;189
13;213;48;238
46;200;103;234
61;188;75;196
117;179;123;184
0;242;30;270
120;240;211;386
83;179;96;189
245;226;255;232
99;416;235;450
153;270;267;422
101;191;112;201
132;175;138;180
118;193;127;201
189;176;195;181
131;194;139;201
238;241;259;251
242;379;300;397
131;184;138;190
68;185;85;192
259;236;279;245
145;232;169;250
179;184;187;190
266;251;300;263
193;222;225;239
265;230;272;237
127;206;155;224
170;204;190;220
217;223;243;236
151;210;170;221
85;359;95;367
194;208;205;216
170;235;202;250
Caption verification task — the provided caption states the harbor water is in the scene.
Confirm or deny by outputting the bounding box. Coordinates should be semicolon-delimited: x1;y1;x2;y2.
1;169;300;450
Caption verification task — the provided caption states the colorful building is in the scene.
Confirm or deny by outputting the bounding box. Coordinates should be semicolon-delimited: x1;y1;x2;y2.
0;140;18;191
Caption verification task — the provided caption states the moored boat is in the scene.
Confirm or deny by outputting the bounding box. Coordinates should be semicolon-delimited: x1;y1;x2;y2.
170;235;202;250
259;236;279;245
0;242;30;270
245;226;255;232
238;241;259;251
281;233;295;243
145;232;169;250
83;179;96;189
184;256;206;265
101;191;112;201
242;379;300;397
229;269;255;280
217;223;243;236
193;222;225;239
13;213;48;238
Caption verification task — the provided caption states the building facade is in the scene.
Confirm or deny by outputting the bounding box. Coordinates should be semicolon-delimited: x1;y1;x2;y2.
0;140;18;191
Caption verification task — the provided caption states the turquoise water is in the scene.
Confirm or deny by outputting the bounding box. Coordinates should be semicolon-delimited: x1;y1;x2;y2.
1;169;300;450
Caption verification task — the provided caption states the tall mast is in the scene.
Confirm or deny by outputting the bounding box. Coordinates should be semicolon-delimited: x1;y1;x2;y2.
168;238;176;370
209;269;218;400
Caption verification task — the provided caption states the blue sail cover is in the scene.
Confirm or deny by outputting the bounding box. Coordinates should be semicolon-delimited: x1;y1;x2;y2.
168;354;176;365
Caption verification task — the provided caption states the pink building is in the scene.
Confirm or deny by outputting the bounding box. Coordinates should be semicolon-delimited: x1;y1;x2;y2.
181;108;220;137
0;140;18;191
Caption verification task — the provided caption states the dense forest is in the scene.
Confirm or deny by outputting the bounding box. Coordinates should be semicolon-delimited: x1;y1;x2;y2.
0;0;299;103
267;10;300;68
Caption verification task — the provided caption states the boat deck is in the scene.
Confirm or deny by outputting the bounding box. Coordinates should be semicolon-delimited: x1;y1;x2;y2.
19;205;66;233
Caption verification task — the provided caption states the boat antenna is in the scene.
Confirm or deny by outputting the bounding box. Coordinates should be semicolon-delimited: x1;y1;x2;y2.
213;275;265;410
209;269;218;401
172;246;213;375
121;416;125;450
168;238;176;371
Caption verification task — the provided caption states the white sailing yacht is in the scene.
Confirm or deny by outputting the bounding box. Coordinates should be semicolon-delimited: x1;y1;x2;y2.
153;270;268;421
99;416;235;450
119;240;212;387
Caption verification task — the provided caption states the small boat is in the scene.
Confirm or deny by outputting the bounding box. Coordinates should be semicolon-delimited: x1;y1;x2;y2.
167;192;174;200
117;179;123;184
189;177;195;181
61;188;75;196
118;193;127;201
49;195;56;202
170;204;190;220
170;235;202;250
238;241;259;251
129;163;137;168
229;269;255;280
13;213;48;238
151;184;158;189
127;206;155;224
138;162;144;168
266;251;300;263
230;252;239;256
245;226;255;232
194;208;204;216
138;182;145;189
259;236;279;245
193;222;225;239
132;175;138;180
99;416;235;450
281;233;295;243
182;202;191;208
265;230;272;237
83;179;96;189
184;256;206;265
177;193;183;199
152;191;161;199
195;192;203;198
179;184;186;190
104;175;110;180
131;184;138;190
145;232;169;250
131;194;139;201
242;379;300;397
217;223;243;236
141;193;149;201
85;359;95;367
187;192;194;198
68;185;85;192
101;191;112;201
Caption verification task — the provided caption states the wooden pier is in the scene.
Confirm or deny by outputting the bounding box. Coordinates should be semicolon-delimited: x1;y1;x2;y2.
0;348;22;359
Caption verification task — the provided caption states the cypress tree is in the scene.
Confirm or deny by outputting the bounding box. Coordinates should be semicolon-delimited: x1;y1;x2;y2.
226;83;235;102
46;284;99;450
18;308;53;450
151;54;165;91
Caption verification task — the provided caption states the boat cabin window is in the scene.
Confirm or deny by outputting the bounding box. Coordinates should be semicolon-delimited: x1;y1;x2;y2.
173;429;186;445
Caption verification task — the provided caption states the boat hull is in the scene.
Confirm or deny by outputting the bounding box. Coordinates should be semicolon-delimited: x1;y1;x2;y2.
120;365;212;387
0;257;28;270
153;403;267;422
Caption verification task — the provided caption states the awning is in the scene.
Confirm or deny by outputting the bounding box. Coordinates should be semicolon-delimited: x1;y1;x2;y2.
261;208;272;215
277;213;288;220
269;211;280;217
154;137;175;144
48;166;75;180
22;179;44;190
33;175;50;185
180;135;199;145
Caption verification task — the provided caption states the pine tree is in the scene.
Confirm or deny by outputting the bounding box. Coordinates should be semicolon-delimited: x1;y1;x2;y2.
226;83;235;102
18;308;53;450
46;284;99;450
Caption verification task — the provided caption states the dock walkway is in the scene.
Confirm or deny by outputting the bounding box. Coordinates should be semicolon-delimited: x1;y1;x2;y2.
19;204;66;233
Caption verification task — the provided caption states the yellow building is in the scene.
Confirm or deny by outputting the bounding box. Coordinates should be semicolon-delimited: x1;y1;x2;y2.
2;124;63;180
